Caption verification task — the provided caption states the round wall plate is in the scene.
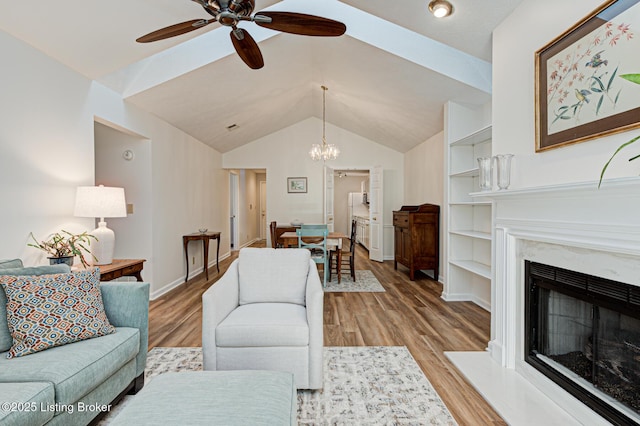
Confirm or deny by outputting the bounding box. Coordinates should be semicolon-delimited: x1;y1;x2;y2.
122;149;135;161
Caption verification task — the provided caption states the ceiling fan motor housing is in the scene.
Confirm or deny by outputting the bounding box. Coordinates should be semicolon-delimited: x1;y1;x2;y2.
210;0;255;26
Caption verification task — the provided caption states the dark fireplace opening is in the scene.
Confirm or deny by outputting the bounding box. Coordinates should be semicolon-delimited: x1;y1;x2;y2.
525;261;640;426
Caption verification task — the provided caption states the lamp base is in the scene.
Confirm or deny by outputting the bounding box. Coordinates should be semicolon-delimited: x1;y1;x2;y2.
91;221;115;265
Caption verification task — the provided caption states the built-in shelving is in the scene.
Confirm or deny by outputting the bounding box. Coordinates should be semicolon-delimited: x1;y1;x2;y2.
449;259;491;279
449;125;492;147
449;230;492;240
449;168;479;178
444;101;493;311
449;201;492;206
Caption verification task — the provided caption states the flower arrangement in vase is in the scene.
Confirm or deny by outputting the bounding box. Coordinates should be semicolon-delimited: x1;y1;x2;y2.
28;230;97;268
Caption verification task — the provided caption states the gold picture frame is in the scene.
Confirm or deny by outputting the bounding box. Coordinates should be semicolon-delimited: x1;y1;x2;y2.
535;0;640;152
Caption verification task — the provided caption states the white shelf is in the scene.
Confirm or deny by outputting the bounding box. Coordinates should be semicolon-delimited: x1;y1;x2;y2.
450;230;492;240
449;201;492;206
449;125;492;147
450;167;479;178
449;260;491;279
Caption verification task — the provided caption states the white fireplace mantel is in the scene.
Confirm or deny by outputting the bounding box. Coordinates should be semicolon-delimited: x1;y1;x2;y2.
448;177;640;425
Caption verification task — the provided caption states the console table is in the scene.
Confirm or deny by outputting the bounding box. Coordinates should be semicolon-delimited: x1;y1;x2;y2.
98;259;145;282
183;232;221;282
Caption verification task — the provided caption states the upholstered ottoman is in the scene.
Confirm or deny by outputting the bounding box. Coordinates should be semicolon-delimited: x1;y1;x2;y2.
109;371;297;425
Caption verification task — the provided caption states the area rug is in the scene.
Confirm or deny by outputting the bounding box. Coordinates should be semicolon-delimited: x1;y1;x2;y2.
324;270;385;292
101;346;456;425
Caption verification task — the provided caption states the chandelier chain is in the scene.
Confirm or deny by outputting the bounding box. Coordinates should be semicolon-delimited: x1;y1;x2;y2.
310;85;339;162
322;85;327;142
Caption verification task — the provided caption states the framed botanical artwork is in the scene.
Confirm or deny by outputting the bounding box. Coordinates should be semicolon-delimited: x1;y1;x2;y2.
287;177;307;193
535;0;640;152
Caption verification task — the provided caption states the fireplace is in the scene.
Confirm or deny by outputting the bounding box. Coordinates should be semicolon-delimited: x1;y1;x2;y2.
525;261;640;425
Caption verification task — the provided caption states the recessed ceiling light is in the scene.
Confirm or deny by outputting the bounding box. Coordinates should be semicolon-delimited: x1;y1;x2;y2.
428;0;454;18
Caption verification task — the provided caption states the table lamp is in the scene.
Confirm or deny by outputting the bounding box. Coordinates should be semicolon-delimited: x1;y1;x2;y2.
74;185;127;265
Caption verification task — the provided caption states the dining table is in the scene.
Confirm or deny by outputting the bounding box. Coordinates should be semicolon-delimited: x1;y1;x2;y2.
279;231;348;280
279;231;347;251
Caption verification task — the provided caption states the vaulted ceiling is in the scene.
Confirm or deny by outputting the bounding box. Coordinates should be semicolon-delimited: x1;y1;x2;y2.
0;0;523;153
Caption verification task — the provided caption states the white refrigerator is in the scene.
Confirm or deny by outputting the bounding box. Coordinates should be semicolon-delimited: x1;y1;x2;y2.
348;192;370;235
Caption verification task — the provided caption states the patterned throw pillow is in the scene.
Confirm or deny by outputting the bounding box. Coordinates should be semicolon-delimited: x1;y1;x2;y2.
0;268;115;358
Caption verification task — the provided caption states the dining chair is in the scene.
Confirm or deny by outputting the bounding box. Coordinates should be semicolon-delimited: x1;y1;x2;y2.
300;224;327;247
297;228;329;287
300;224;328;230
269;221;278;248
330;219;357;283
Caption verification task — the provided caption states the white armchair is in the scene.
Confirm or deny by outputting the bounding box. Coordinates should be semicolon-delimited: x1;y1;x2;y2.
202;248;324;390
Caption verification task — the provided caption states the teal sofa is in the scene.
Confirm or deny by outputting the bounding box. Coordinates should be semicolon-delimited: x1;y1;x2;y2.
0;259;150;426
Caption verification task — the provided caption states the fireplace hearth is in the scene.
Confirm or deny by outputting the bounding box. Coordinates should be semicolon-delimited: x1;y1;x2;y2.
525;261;640;426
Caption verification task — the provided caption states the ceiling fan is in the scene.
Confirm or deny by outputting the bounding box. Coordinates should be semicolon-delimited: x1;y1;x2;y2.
136;0;347;70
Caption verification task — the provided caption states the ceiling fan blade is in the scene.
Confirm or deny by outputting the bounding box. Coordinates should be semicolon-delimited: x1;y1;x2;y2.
254;12;346;37
230;28;264;69
136;19;212;43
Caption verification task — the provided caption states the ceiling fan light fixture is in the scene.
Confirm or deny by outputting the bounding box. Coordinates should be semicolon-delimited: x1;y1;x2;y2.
428;0;453;18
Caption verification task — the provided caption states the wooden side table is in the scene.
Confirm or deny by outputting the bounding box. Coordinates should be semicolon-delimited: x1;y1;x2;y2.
98;259;145;282
183;232;221;282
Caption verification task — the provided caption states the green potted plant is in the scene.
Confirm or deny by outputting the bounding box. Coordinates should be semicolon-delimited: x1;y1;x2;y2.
598;134;640;188
28;230;97;268
599;73;640;188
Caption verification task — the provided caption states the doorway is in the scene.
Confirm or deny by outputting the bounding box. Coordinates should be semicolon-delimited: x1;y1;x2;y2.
259;180;267;240
332;169;369;236
330;168;383;262
93;119;152;278
229;172;239;249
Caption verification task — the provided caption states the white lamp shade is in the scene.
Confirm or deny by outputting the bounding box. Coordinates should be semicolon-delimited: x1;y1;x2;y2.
74;186;126;219
74;185;126;265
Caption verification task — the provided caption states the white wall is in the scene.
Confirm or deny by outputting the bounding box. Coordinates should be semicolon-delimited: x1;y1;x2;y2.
223;117;404;259
0;30;228;297
404;130;445;279
494;0;640;189
94;122;152;275
404;131;444;205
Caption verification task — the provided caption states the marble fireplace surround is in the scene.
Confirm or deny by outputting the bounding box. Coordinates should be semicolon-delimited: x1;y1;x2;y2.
447;177;640;425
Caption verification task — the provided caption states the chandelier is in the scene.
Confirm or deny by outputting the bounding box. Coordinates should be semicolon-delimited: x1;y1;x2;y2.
309;85;339;161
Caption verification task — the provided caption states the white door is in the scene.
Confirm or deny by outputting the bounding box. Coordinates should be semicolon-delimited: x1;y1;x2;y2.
229;172;239;249
369;165;384;262
259;181;267;240
324;166;334;231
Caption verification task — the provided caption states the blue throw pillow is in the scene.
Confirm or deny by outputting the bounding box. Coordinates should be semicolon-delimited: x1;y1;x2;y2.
0;264;72;353
0;268;115;358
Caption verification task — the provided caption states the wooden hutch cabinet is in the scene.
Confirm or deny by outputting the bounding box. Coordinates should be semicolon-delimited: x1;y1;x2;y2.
393;204;440;280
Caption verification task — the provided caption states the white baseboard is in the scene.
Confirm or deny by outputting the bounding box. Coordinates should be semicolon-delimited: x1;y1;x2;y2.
237;238;260;250
441;292;491;311
150;251;231;300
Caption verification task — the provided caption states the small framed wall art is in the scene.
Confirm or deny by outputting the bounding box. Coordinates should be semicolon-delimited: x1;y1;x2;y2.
535;0;640;152
287;177;307;193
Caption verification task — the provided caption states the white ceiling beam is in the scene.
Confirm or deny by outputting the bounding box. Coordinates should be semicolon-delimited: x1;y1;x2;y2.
100;0;491;98
98;23;280;98
325;0;492;94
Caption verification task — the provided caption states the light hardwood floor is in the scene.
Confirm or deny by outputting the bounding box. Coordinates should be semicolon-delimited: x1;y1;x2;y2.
148;241;505;425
